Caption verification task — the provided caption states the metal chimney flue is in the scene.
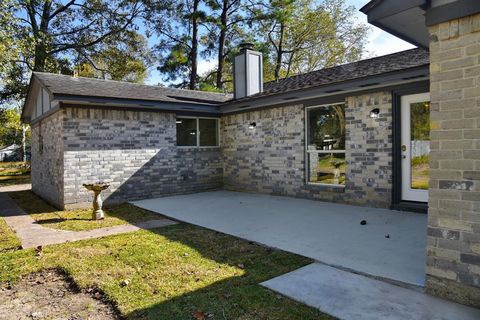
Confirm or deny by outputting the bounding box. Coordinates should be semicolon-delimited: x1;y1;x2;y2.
233;42;263;99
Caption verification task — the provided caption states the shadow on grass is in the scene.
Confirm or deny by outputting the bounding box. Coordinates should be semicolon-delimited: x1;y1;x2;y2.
108;225;332;320
6;190;58;215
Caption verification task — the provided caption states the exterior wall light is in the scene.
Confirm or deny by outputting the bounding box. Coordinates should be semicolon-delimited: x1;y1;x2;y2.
369;108;380;119
176;119;183;124
249;122;256;129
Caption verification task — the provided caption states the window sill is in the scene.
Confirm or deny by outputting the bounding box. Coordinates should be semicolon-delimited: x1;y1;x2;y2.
305;182;345;192
177;146;221;150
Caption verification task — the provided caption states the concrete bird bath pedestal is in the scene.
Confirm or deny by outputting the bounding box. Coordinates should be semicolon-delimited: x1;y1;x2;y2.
83;182;110;220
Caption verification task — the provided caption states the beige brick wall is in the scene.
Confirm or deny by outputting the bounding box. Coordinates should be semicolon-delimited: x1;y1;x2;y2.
427;13;480;307
222;91;393;207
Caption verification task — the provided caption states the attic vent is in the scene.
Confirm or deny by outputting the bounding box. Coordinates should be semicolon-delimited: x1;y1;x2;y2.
324;89;343;93
140;104;154;107
238;105;250;109
402;75;426;80
283;96;299;100
167;95;219;104
181;107;195;110
359;82;379;88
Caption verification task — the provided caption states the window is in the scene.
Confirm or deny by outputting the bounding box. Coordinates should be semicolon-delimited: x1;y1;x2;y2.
306;103;346;186
176;117;219;147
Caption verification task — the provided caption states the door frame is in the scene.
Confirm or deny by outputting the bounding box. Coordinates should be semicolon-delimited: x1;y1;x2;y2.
391;82;430;213
401;92;430;202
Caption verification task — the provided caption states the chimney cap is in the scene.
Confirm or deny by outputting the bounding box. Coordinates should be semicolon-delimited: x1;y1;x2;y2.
239;42;255;51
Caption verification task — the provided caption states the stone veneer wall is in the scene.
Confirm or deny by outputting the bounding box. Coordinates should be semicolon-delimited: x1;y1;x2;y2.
62;107;222;206
31;111;64;208
426;13;480;306
222;91;392;208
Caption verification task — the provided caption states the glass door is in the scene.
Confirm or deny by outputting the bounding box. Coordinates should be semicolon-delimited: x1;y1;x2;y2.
401;93;430;202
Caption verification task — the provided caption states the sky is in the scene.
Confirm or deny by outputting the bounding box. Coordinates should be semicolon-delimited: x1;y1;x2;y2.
145;0;416;85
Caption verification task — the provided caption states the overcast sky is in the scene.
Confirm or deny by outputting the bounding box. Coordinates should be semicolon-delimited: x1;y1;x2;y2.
145;0;416;85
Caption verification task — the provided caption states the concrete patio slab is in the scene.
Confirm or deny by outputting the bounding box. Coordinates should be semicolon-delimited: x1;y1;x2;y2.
262;263;480;320
0;192;177;248
133;190;427;287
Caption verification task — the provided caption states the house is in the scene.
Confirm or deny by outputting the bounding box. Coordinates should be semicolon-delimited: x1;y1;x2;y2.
21;0;480;308
0;144;19;161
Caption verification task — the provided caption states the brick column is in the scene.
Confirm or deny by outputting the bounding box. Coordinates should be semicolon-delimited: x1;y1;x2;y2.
427;13;480;306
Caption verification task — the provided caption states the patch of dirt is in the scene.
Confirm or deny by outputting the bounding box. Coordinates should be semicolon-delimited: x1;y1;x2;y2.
0;270;119;320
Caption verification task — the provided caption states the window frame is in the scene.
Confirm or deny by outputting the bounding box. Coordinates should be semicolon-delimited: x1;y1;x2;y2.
305;102;346;188
176;116;220;148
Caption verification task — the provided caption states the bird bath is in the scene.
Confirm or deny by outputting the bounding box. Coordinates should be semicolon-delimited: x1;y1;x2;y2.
83;183;110;220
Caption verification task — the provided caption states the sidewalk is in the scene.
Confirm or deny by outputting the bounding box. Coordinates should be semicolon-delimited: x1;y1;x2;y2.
0;188;176;249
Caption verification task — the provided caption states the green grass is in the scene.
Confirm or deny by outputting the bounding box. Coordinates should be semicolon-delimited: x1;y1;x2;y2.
0;218;21;252
0;162;30;186
8;191;163;231
0;224;330;319
1;179;332;319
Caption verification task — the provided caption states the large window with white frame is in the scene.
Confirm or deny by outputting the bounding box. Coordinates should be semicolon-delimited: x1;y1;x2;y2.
306;103;346;186
176;117;219;147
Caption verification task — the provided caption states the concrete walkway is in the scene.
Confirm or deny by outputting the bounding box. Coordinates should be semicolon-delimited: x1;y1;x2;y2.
134;191;427;287
0;192;177;249
262;263;480;320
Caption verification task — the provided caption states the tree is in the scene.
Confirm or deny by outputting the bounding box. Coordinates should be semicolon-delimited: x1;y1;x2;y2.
0;106;29;149
204;0;250;89
151;0;207;90
0;0;144;105
76;31;150;83
249;0;368;81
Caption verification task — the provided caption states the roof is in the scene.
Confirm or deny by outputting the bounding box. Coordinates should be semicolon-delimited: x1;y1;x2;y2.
33;72;232;106
232;48;429;103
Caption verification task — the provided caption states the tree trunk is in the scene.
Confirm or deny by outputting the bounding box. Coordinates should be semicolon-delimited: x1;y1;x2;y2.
31;1;53;72
274;23;285;81
189;0;200;90
216;0;228;89
22;124;27;162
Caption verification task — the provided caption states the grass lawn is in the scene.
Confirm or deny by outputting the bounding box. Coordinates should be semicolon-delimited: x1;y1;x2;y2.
0;218;21;252
0;223;330;319
0;162;31;186
8;190;163;231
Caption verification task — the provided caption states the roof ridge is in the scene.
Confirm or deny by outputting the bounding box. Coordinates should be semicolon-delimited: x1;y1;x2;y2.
264;48;425;86
32;72;230;97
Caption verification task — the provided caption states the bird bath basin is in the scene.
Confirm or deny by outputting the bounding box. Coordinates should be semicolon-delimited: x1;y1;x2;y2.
83;183;110;220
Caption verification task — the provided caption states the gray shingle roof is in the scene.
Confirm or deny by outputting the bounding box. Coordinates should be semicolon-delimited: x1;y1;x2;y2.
233;48;429;103
34;72;232;105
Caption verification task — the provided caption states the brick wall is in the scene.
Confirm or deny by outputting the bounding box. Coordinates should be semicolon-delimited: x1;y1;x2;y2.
427;13;480;306
345;92;393;207
62;107;222;206
31;111;64;208
222;92;393;207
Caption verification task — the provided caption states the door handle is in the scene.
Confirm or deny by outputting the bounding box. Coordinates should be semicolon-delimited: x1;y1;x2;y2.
401;145;407;152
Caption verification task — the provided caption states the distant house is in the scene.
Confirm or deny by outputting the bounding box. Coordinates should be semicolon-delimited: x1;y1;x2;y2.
21;0;480;309
0;144;19;161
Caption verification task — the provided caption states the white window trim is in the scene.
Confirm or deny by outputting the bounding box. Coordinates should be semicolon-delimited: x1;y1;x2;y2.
176;116;220;148
305;103;346;188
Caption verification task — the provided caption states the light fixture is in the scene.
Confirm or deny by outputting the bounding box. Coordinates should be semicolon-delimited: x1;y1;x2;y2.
176;119;183;124
189;130;196;135
248;122;256;129
369;108;380;119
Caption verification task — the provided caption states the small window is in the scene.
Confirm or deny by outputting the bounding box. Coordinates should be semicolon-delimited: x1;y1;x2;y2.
176;117;219;147
176;118;197;146
199;118;218;146
306;103;346;186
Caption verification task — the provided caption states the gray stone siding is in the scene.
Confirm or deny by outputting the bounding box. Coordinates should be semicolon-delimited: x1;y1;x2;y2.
62;107;222;206
426;13;480;307
31;111;64;208
345;92;393;208
221;92;392;207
